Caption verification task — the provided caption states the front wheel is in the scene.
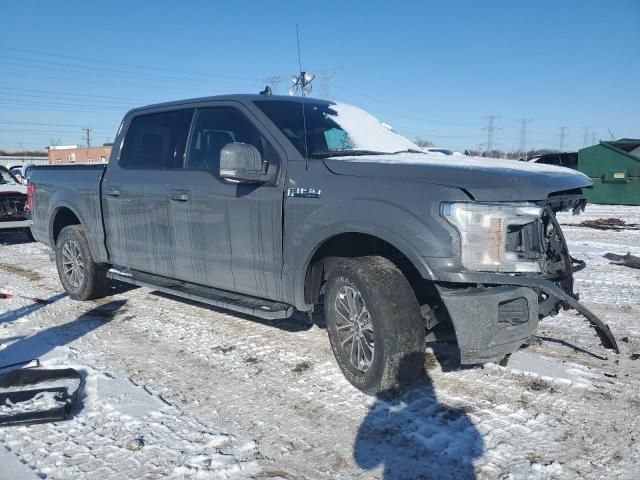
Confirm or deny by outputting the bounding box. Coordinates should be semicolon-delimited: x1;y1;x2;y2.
55;225;110;300
324;256;425;395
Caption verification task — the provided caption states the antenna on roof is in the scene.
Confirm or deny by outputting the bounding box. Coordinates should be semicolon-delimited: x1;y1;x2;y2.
289;24;315;97
259;85;272;96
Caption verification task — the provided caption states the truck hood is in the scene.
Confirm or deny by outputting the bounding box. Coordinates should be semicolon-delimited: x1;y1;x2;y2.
323;152;592;201
0;184;27;195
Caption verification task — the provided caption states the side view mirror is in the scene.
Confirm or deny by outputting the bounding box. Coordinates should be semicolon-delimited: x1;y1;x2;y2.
219;143;274;183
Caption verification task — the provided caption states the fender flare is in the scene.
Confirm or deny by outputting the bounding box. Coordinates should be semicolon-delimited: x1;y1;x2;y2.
292;223;437;310
46;201;101;261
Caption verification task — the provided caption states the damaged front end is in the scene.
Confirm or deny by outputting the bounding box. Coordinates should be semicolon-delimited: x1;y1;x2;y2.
0;190;30;227
435;189;619;364
0;192;28;220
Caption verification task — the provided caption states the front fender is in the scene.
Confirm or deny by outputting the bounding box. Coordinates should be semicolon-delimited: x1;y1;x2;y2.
286;197;458;310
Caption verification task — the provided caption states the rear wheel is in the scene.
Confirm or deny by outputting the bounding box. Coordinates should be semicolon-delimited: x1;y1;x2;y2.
324;256;425;395
55;225;109;300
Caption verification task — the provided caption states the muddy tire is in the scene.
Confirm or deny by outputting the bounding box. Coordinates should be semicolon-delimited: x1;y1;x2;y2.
324;256;425;395
55;225;110;300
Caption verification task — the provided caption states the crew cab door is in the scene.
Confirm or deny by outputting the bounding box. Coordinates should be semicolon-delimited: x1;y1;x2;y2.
102;107;193;278
172;103;286;300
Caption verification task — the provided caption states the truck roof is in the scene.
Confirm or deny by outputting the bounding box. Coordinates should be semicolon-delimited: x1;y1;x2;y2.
128;94;332;115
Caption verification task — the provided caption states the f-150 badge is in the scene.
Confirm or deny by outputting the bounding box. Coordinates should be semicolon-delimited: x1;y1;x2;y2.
287;187;322;199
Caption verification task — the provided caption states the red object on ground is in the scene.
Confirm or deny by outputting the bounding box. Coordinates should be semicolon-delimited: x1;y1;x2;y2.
0;291;51;303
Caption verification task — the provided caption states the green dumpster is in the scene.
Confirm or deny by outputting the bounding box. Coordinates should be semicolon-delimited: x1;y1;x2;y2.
578;139;640;206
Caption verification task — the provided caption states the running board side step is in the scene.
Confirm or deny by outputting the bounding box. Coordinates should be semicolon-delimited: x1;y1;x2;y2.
107;268;294;320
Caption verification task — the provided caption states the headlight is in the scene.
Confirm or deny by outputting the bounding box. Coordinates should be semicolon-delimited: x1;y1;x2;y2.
441;202;544;273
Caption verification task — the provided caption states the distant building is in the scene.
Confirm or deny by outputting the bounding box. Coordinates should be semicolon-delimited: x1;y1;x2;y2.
48;145;112;164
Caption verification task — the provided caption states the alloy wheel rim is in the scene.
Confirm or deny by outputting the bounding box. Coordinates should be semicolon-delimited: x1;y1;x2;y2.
62;239;84;288
334;285;375;372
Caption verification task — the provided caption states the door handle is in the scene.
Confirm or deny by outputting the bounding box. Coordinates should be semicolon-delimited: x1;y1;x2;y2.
170;190;190;202
105;189;121;197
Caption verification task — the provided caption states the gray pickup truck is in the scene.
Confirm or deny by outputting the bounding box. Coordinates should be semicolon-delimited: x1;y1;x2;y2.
29;94;618;394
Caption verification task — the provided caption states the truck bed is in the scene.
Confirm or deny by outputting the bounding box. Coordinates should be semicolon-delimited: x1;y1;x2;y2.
29;163;108;262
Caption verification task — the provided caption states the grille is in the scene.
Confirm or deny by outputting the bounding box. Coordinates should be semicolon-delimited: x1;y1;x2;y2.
498;297;529;326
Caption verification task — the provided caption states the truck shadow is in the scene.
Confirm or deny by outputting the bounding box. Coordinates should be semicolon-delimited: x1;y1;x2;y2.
0;231;34;246
354;356;483;479
0;300;126;369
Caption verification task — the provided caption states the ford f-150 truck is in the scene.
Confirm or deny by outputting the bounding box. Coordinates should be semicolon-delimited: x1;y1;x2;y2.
29;95;618;394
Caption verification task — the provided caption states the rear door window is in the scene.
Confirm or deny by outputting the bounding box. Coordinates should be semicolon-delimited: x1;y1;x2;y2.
120;109;194;169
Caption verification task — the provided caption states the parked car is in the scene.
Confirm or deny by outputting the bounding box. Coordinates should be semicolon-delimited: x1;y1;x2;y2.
425;147;455;155
0;165;34;240
28;95;618;394
528;152;578;169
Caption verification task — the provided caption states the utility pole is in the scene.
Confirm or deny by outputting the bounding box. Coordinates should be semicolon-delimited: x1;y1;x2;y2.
591;131;597;145
484;116;499;154
558;126;568;151
82;127;92;148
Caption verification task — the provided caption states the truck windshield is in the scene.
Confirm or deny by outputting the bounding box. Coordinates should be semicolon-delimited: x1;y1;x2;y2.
254;100;420;159
0;167;18;185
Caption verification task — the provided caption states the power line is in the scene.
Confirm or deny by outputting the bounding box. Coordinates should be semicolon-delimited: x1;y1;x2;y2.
0;71;249;95
0;60;256;90
0;128;114;136
0;45;259;81
0;120;116;129
0;92;134;107
0;86;155;103
0;99;128;110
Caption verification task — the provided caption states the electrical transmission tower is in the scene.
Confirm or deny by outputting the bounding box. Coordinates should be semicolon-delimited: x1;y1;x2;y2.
558;126;569;151
518;119;531;158
483;116;499;154
82;127;92;148
583;127;590;147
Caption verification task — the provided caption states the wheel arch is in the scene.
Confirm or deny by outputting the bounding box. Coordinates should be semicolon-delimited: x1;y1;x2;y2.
297;228;438;311
49;204;83;247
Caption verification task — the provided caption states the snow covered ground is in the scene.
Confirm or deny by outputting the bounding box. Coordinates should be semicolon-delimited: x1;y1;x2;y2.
0;204;638;479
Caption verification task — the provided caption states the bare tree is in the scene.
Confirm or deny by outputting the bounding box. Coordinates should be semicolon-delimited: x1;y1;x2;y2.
413;137;433;148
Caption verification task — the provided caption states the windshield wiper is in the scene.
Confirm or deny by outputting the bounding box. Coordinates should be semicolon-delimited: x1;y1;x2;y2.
310;149;392;159
391;149;427;155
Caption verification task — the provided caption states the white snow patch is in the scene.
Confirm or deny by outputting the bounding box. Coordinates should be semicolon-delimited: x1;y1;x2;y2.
327;102;418;152
0;446;39;480
91;375;166;419
502;350;591;388
335;150;592;178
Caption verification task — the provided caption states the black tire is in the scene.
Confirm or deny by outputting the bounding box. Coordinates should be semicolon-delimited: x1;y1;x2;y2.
55;225;110;300
324;256;425;395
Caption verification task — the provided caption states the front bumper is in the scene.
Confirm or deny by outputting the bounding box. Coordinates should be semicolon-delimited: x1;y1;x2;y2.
0;219;32;230
435;270;619;364
437;284;539;364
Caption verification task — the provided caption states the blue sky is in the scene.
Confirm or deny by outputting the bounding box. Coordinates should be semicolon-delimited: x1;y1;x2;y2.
0;0;638;152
